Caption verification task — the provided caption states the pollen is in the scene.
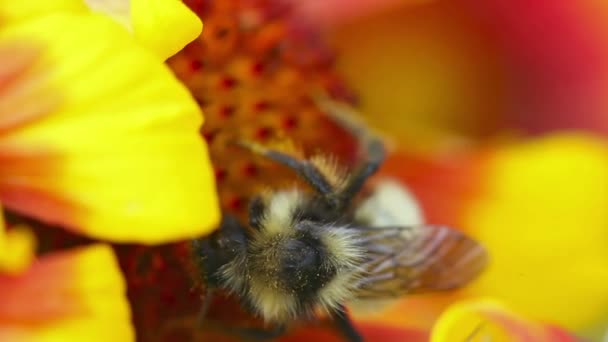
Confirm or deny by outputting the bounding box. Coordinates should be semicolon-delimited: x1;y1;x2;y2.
168;0;359;218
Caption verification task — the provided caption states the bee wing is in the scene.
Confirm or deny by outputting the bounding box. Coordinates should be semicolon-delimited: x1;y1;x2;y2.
352;225;488;299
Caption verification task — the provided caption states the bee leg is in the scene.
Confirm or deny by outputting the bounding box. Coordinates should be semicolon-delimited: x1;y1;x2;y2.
232;324;287;341
237;140;334;195
199;319;286;341
332;307;363;342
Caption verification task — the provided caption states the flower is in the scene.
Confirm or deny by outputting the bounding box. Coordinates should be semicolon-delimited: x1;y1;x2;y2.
0;0;221;340
0;1;219;243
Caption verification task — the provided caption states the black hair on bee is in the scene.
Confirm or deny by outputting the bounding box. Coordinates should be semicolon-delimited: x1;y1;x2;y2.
191;97;488;342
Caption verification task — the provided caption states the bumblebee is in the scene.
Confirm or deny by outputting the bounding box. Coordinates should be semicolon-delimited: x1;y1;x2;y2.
192;99;488;341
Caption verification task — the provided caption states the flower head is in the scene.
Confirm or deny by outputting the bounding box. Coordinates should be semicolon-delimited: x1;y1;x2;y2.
0;0;220;340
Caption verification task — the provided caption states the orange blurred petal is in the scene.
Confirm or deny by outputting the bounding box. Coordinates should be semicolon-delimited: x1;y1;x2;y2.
0;244;133;340
0;42;57;133
0;39;75;230
377;149;489;226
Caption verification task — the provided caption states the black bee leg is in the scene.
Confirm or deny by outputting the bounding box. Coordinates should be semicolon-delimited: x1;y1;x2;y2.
232;324;287;341
332;307;363;342
236;140;334;195
199;319;286;341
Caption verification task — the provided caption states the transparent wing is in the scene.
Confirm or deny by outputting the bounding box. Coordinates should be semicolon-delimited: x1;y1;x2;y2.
353;225;488;299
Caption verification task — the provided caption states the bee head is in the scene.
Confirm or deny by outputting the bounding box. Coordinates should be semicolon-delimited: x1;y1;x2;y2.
242;190;365;323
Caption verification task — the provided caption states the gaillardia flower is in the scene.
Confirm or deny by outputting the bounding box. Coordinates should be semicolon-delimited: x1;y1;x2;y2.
4;0;600;341
0;0;219;340
163;0;604;341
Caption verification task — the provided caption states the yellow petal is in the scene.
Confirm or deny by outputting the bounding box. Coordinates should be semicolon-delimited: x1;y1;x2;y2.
84;0;131;28
0;0;202;60
465;134;608;334
0;200;35;275
0;223;36;274
0;13;219;243
0;0;88;23
0;244;133;341
86;0;203;60
431;299;578;342
130;0;203;59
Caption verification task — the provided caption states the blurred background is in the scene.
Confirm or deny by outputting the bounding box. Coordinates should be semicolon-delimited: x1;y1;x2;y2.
299;0;608;150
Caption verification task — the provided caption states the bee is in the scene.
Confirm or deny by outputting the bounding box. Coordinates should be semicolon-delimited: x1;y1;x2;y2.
191;98;488;341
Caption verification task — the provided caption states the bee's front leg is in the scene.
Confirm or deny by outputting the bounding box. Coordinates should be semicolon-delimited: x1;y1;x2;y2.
332;306;363;342
222;323;287;341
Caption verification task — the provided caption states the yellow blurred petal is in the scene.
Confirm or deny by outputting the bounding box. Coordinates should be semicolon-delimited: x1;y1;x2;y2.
465;134;608;333
84;0;132;28
0;13;219;243
86;0;204;59
431;299;577;342
0;0;201;60
0;244;133;341
0;0;88;23
130;0;203;59
0;226;36;275
0;203;36;275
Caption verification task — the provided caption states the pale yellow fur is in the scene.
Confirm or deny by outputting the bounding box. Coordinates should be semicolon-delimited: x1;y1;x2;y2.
248;275;298;322
317;227;365;313
261;190;305;235
309;154;349;191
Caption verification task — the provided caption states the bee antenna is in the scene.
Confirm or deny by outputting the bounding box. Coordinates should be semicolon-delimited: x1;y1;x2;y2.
312;92;386;155
312;93;387;203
